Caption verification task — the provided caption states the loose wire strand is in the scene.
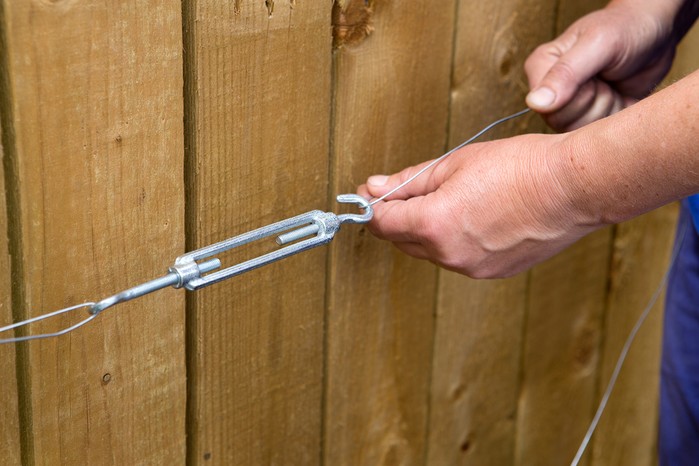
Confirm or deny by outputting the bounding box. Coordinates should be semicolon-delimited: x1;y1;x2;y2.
368;108;531;207
0;302;97;344
570;222;687;466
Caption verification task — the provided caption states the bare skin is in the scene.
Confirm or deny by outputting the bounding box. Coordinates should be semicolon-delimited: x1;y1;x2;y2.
358;0;699;279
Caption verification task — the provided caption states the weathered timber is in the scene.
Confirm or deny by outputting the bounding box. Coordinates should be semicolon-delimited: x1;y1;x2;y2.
326;1;455;464
183;1;332;464
1;0;187;463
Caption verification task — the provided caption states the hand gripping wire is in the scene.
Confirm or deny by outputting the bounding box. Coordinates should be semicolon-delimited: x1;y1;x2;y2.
0;194;372;344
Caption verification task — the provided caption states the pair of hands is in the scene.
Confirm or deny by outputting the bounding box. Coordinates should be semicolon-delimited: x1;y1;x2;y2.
358;2;681;278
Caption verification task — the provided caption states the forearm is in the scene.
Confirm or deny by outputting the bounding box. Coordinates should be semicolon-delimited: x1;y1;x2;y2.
561;69;699;225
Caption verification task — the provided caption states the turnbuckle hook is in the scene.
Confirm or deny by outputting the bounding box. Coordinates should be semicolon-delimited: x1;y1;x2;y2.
336;194;373;224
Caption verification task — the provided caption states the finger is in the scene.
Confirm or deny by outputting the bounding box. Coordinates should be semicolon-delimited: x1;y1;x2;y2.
365;154;460;201
612;51;675;99
356;183;372;200
544;79;623;131
366;196;430;243
563;80;619;130
525;32;615;113
392;241;430;261
525;41;565;89
540;79;597;131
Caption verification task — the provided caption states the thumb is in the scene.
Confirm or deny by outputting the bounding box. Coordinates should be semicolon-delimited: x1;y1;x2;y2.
525;32;613;112
365;156;456;201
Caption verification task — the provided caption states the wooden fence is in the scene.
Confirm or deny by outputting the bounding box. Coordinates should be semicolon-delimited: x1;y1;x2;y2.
0;1;696;465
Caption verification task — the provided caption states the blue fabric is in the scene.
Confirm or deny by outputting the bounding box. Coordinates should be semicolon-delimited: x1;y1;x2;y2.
688;194;699;233
687;194;699;231
660;200;699;465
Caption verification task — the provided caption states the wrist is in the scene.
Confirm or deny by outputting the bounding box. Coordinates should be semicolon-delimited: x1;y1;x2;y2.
514;133;605;232
549;129;615;228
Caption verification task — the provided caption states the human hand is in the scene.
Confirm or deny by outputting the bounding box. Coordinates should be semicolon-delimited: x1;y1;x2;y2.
357;134;599;278
525;1;679;131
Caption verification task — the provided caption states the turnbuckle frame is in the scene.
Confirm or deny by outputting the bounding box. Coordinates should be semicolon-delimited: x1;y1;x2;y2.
170;193;373;290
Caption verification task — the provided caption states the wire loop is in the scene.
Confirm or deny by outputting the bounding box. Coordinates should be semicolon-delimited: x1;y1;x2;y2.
0;302;97;344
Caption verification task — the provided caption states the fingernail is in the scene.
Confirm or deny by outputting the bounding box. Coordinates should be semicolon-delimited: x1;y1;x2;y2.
527;87;556;109
368;175;388;186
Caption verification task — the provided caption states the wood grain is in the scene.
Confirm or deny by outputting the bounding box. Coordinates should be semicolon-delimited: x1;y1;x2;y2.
183;1;332;464
590;206;677;466
515;229;612;466
325;1;455;464
426;2;556;464
2;0;187;463
0;117;21;464
428;276;528;465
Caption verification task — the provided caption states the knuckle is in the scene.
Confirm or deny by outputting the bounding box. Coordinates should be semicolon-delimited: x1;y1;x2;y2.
399;167;418;185
466;266;495;280
437;253;467;274
546;60;577;86
524;44;548;70
462;256;502;279
532;43;555;59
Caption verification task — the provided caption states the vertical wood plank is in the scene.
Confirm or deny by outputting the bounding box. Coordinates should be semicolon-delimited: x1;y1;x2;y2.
512;2;611;465
325;1;455;464
428;277;528;465
2;1;186;463
515;230;612;465
183;2;332;464
426;2;555;464
590;206;677;466
0;121;21;464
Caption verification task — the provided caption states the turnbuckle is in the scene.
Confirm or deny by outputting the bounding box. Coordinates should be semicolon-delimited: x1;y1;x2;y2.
0;194;372;343
169;193;373;291
88;194;372;314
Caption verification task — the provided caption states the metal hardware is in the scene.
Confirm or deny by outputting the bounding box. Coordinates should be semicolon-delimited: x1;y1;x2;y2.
0;194;372;344
170;193;372;290
90;258;222;314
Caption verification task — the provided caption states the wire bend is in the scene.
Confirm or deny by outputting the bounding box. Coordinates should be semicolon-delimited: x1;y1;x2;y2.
0;302;97;344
